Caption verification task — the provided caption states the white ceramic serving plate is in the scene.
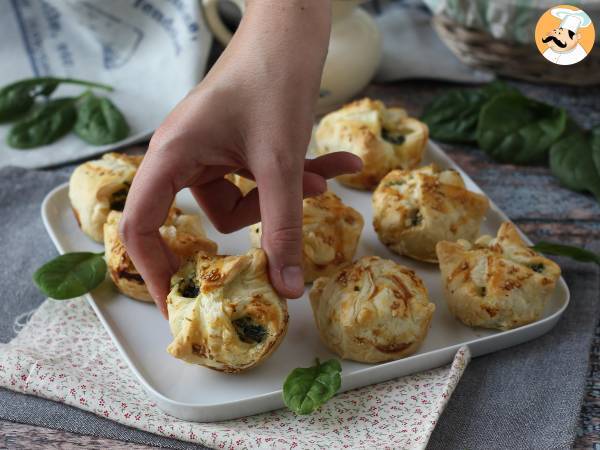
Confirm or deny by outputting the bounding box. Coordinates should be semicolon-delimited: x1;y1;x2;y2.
41;141;570;422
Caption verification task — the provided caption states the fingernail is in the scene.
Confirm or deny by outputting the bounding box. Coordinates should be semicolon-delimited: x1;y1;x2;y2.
281;266;304;294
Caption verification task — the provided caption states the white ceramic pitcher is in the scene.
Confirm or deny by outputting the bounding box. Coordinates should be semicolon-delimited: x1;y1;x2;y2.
201;0;382;112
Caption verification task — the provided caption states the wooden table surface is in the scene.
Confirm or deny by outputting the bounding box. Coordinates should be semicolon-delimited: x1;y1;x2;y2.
2;80;599;448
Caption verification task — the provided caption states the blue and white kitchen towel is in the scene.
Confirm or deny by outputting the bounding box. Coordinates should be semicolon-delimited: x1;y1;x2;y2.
0;0;212;169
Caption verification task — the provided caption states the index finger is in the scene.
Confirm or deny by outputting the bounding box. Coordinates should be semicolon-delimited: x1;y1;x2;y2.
119;151;185;317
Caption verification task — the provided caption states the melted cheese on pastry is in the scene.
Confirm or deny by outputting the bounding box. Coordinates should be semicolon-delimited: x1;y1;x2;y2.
69;152;143;242
314;98;428;190
104;209;218;302
309;256;435;363
250;191;364;282
166;249;288;372
436;222;561;330
372;164;489;262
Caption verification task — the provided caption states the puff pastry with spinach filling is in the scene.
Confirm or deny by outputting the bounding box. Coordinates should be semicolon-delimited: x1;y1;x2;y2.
69;152;143;242
104;209;217;302
436;222;561;330
167;249;288;372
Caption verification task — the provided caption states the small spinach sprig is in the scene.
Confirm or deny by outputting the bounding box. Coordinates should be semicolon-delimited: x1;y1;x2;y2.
283;358;342;415
0;77;112;123
33;252;107;300
532;242;600;266
1;77;129;149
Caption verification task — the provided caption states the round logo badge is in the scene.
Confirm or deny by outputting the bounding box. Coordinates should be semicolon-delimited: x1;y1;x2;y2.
535;4;595;65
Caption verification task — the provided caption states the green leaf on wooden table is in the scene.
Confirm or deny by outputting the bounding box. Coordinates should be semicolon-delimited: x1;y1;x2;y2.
549;124;600;202
0;77;112;123
74;92;129;145
591;126;600;179
531;242;600;266
7;97;77;149
476;92;567;164
283;358;342;415
421;81;515;144
33;252;107;300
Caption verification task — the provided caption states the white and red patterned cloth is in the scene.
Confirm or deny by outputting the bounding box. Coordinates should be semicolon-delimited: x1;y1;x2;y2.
0;299;470;449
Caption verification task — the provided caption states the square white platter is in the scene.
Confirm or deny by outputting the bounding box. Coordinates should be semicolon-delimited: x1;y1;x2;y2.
41;140;570;422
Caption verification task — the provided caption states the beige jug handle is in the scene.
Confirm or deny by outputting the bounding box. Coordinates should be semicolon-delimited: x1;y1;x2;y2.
201;0;243;46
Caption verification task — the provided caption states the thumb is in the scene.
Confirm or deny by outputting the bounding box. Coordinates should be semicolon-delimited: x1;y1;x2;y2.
254;158;307;298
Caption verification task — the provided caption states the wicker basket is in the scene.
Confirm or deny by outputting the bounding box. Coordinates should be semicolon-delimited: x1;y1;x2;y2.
432;14;600;86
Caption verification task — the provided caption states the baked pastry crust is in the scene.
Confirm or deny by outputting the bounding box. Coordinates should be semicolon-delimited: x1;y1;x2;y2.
314;98;428;190
224;173;256;196
166;248;288;372
309;256;435;363
436;222;561;330
250;191;364;282
372;164;489;263
69;152;143;242
104;209;218;302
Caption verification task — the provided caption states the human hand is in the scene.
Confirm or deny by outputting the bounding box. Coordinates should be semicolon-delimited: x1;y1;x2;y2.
120;0;362;317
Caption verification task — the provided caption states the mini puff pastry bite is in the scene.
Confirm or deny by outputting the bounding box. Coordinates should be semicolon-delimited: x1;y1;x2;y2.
436;222;561;331
372;164;489;263
69;152;143;242
309;256;435;363
314;98;428;190
166;249;288;373
104;209;218;302
250;191;364;282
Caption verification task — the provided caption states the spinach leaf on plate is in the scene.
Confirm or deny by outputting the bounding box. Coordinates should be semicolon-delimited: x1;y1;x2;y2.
549;125;600;202
33;252;107;300
477;93;567;164
74;92;130;145
532;242;600;266
283;358;342;415
7;97;77;149
421;82;514;144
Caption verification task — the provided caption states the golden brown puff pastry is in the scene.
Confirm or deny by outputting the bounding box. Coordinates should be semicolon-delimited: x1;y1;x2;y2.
314;98;428;190
69;152;143;242
104;209;218;302
249;191;364;282
436;222;561;331
309;256;435;363
166;248;288;373
372;164;489;263
224;173;256;196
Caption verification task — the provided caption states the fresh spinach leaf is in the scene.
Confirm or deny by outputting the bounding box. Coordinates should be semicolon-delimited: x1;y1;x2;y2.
591;126;600;181
531;242;600;266
283;358;342;415
74;92;129;145
33;252;107;300
549;125;600;202
421;82;515;144
7;97;77;149
0;77;111;123
0;79;59;123
477;93;567;164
